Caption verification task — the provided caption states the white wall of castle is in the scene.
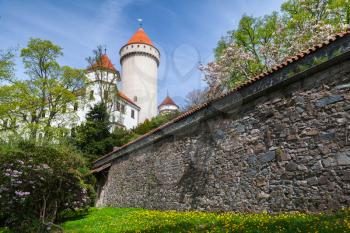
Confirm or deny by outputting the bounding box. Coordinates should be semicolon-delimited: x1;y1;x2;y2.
120;43;160;122
158;104;179;114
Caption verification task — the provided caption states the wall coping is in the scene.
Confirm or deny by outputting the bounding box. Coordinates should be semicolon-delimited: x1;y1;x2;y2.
92;30;350;171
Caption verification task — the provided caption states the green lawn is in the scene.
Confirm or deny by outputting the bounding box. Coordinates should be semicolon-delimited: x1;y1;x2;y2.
60;207;350;233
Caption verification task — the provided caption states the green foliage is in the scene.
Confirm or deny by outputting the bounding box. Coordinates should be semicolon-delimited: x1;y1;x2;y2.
210;0;350;95
0;38;86;142
73;103;113;161
61;207;350;233
106;112;180;154
131;112;180;137
0;141;95;233
0;50;15;83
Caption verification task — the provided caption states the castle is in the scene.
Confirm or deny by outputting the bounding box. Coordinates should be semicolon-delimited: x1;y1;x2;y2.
75;25;179;130
0;25;179;140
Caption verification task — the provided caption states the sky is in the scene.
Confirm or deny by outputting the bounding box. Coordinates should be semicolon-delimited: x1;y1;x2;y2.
0;0;284;107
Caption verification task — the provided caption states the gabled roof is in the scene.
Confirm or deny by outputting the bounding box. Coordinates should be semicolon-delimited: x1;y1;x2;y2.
89;54;118;73
118;91;140;109
127;28;153;46
93;29;350;171
158;96;178;108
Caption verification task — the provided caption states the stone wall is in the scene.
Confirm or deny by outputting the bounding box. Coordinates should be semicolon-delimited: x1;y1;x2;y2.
95;36;350;212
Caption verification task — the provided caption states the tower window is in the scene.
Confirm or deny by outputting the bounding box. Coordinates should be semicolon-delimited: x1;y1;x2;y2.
137;45;139;48
131;45;134;48
131;109;135;119
89;90;94;100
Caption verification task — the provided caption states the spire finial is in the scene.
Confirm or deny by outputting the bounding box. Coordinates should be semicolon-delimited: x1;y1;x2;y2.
104;47;107;55
137;18;143;28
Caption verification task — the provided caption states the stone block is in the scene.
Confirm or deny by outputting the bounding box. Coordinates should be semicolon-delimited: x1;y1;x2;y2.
234;123;245;133
286;161;298;171
258;151;276;163
307;177;318;185
342;171;350;181
315;95;344;108
320;132;336;141
336;151;350;165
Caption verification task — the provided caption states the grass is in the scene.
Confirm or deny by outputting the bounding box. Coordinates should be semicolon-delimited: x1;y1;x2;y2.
60;207;350;233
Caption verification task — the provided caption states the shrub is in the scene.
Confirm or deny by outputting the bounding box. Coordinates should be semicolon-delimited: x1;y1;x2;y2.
0;141;95;233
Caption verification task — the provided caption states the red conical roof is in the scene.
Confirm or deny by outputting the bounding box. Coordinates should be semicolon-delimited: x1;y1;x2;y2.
127;28;153;46
89;54;118;73
159;96;178;108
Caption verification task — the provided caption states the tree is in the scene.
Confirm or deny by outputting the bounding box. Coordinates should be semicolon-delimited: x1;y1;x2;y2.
183;88;208;110
86;46;120;114
73;102;114;160
0;141;94;232
0;38;86;141
203;0;348;98
0;49;14;83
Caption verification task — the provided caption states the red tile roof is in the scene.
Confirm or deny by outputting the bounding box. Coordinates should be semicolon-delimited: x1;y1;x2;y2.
158;96;178;108
118;91;139;108
93;29;350;169
127;28;153;46
89;54;118;73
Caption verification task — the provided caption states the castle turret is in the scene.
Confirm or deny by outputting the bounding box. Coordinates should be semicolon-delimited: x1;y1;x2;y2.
158;95;179;115
119;25;160;123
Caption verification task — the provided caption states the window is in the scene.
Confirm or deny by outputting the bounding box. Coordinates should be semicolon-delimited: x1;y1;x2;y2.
116;102;121;111
74;102;78;111
89;90;94;100
131;109;135;119
121;104;125;114
133;96;137;102
41;110;46;118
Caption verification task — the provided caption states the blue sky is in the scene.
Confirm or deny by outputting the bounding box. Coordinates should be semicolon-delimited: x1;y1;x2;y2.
0;0;284;107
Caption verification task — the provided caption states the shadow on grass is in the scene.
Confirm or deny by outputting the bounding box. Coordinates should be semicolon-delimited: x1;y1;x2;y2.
57;209;90;223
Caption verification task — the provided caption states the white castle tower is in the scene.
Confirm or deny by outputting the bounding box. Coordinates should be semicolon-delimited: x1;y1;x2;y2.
119;22;160;122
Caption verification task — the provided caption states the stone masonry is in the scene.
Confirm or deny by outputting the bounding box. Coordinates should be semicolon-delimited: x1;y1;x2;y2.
94;33;350;213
